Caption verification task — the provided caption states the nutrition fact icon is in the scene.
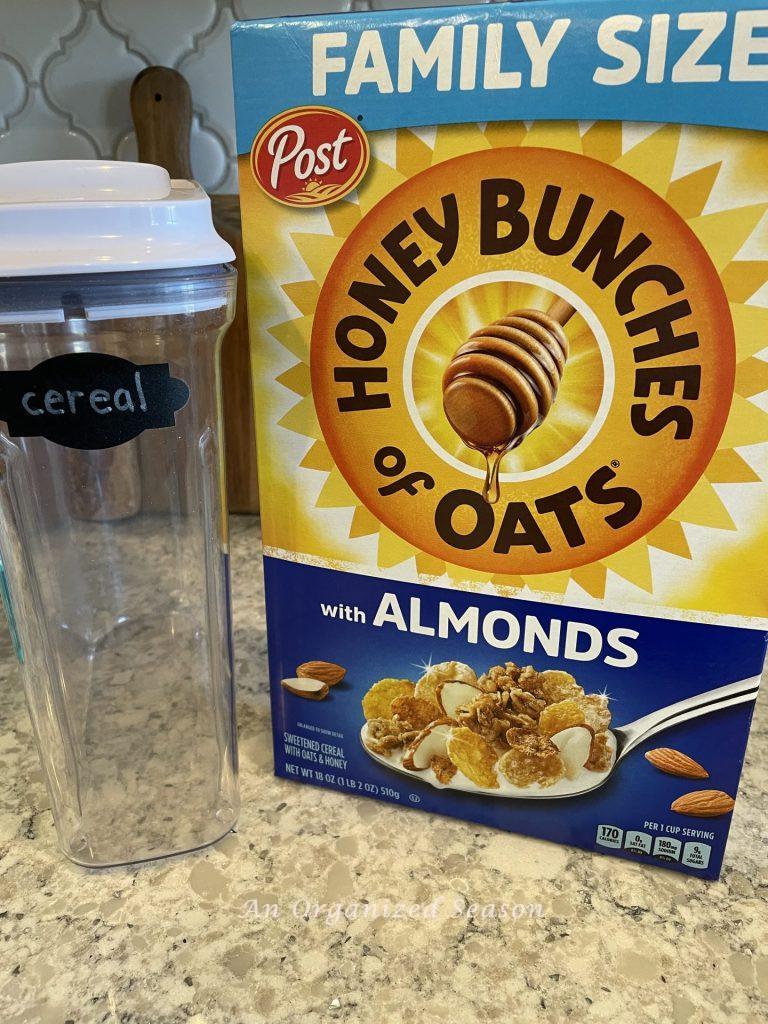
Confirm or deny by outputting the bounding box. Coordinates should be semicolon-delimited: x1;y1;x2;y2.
596;825;712;868
595;824;623;850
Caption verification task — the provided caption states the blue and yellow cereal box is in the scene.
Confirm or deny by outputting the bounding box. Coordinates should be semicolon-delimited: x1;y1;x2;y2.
232;1;768;878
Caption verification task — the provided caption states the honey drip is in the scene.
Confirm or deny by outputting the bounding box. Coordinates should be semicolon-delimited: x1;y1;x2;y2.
481;448;505;505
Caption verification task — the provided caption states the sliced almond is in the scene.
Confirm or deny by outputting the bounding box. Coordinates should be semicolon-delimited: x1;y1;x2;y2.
551;726;593;780
644;748;708;779
402;718;453;770
436;680;481;720
281;677;329;700
414;661;477;706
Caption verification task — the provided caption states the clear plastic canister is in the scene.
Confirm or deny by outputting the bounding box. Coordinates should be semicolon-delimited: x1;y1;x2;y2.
0;161;239;866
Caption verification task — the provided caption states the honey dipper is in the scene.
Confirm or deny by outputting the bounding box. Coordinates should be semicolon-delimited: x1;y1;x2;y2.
442;296;575;503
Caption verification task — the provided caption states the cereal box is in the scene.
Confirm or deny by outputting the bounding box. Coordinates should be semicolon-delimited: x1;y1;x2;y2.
231;1;768;878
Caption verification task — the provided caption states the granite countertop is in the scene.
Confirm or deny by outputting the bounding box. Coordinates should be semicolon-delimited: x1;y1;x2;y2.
0;516;766;1024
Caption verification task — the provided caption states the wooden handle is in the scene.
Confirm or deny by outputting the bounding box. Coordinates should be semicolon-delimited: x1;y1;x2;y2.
547;295;576;326
130;67;260;512
130;66;193;179
214;196;261;514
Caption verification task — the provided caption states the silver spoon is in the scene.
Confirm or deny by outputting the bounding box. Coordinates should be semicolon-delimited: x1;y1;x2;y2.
361;674;761;799
549;672;761;798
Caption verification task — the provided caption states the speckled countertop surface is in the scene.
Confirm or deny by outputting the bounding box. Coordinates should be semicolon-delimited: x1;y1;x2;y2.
1;516;766;1024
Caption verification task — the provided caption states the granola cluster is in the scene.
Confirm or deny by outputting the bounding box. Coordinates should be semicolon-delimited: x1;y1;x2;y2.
480;663;585;704
365;715;420;755
456;689;545;746
498;734;566;788
585;731;613;772
362;660;613;789
430;754;458;785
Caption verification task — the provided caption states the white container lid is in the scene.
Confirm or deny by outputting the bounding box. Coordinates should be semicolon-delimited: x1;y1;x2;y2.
0;160;235;277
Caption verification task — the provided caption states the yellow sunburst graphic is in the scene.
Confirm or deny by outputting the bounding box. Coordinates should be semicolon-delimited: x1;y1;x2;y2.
246;120;768;612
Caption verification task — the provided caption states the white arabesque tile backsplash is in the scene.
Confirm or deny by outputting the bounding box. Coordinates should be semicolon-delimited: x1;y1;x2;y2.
0;0;491;193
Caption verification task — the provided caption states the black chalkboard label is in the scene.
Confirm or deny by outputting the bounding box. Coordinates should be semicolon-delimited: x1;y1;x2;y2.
0;353;190;450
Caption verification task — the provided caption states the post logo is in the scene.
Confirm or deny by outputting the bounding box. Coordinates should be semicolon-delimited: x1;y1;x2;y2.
251;105;369;207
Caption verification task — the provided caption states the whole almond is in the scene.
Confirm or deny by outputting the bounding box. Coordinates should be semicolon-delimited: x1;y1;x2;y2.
670;790;735;818
296;660;346;686
644;748;709;779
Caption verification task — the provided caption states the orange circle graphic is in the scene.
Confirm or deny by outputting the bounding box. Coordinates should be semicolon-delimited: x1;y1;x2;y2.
311;147;734;575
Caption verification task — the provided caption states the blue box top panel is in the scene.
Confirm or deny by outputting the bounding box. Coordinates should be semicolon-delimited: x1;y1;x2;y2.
232;0;768;150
